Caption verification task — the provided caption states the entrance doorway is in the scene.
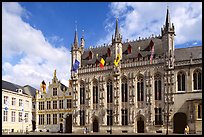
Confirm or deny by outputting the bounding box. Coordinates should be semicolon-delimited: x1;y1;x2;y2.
92;117;99;132
65;114;72;133
32;121;36;131
173;112;187;134
60;123;63;133
137;117;144;133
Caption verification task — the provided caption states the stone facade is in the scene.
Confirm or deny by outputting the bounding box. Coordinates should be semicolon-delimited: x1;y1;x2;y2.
35;70;72;133
2;80;35;133
71;8;202;134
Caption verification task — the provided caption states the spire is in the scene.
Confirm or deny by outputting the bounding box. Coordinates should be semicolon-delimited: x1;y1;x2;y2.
165;5;171;29
112;17;122;43
115;17;119;38
74;21;78;48
74;29;78;48
54;69;56;77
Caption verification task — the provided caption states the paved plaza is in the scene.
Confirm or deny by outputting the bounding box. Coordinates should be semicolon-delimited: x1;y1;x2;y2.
2;131;201;135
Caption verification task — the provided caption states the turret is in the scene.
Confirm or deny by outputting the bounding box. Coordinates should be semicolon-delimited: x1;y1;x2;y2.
161;6;175;69
112;18;123;61
80;30;85;54
71;27;82;78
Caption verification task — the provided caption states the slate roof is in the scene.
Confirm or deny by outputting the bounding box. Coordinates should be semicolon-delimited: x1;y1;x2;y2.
2;80;37;97
81;37;202;66
174;46;202;61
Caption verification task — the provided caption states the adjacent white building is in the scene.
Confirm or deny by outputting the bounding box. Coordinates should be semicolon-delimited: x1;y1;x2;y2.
2;80;37;133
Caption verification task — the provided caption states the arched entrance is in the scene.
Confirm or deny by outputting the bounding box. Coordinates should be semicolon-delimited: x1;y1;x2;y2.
137;117;144;133
65;114;72;133
173;112;187;134
60;123;63;132
92;117;99;132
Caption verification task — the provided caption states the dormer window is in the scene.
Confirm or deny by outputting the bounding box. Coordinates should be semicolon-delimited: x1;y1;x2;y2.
128;45;132;54
89;51;93;60
53;88;57;96
17;89;23;94
107;48;111;57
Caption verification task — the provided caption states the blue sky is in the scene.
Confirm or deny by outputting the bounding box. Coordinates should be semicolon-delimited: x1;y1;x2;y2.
2;2;202;89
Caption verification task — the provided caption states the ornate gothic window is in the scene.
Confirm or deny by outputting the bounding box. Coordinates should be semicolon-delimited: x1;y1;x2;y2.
107;109;113;126
137;75;144;101
197;103;202;119
122;109;128;125
53;88;57;96
121;77;128;102
80;82;85;105
155;108;162;125
80;110;85;126
154;73;162;100
193;69;202;90
107;79;113;103
93;80;99;109
177;71;186;91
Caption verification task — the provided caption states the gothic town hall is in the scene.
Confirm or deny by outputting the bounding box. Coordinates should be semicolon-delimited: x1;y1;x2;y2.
70;8;202;134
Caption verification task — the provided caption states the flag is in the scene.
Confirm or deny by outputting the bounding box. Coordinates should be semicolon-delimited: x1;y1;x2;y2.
100;58;105;68
150;42;154;64
72;59;80;72
5;99;9;111
102;53;108;60
114;54;121;67
142;40;154;51
41;80;46;93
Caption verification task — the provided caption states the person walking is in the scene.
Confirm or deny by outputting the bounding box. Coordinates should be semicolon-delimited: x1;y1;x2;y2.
184;125;189;135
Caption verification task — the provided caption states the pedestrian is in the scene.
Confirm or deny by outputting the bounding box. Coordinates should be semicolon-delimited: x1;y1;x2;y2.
184;125;189;135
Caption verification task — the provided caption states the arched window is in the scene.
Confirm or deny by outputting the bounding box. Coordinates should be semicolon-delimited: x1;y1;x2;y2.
193;69;202;90
154;73;162;100
137;75;144;101
177;71;186;91
128;44;132;54
122;108;128;125
121;77;128;102
89;51;93;60
107;79;113;103
107;48;111;57
80;82;85;105
93;80;98;109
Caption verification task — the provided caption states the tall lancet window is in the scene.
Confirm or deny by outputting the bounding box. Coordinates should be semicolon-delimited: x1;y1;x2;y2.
137;75;144;101
107;79;113;103
154;73;162;100
177;71;186;91
122;108;128;125
80;82;85;105
121;77;128;102
193;69;202;90
93;80;99;109
80;110;85;126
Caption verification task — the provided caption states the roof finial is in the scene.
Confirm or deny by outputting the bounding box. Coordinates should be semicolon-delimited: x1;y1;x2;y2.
165;3;171;28
54;69;56;77
75;20;77;31
82;29;84;39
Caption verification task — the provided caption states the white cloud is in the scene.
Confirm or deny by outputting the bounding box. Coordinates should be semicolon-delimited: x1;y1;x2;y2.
98;2;202;46
2;2;71;89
